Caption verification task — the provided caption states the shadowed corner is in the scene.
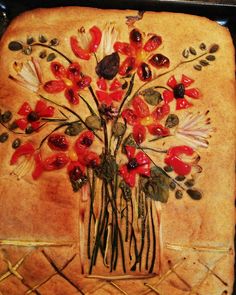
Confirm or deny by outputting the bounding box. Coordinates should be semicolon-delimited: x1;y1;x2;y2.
0;5;8;38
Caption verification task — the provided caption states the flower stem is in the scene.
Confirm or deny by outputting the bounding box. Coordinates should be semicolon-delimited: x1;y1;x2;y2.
139;146;168;154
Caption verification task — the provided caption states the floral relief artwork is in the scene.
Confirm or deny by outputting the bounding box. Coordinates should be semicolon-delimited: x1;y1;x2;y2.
1;20;219;278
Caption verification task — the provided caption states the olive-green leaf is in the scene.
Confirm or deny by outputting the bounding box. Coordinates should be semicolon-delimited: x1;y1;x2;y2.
119;180;132;201
140;88;162;106
165;114;179;128
187;188;202;200
112;122;126;137
140;166;170;203
85;115;101;130
122;133;137;154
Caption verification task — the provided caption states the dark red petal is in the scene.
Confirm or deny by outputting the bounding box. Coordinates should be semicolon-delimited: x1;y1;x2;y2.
109;79;122;91
96;90;112;106
149;54;170;69
65;88;79;105
76;130;94;149
130;28;143;50
51;62;66;79
18;102;32;116
97;77;107;91
76;76;91;89
121;108;139;126
137;62;152;81
67;161;85;174
43;153;69;171
67;62;81;82
133;124;146;144
89;26;102;53
109;90;124;102
132;96;150;118
176;98;192;110
181;75;194;87
167;75;177;89
44;80;66;93
152;103;170;121
70;36;90;60
163;90;174;104
185;88;200;99
147;124;170;137
143;35;162;52
119;57;136;76
35;100;47;114
48;133;69;151
136;151;150;165
114;42;136;56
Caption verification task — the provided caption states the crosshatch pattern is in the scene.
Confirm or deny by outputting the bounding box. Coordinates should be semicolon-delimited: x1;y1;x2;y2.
0;240;232;294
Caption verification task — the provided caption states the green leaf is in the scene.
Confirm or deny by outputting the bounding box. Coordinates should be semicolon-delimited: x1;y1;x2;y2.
95;153;118;182
112;122;126;137
140;88;162;106
140;166;170;203
122;133;137;154
85;115;101;130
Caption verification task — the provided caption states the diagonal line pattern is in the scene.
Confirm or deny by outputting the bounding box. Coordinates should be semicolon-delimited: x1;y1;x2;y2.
41;250;85;295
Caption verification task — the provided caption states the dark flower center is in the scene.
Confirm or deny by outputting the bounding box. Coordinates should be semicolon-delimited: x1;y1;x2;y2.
81;136;93;147
27;111;40;122
173;83;185;98
127;158;139;170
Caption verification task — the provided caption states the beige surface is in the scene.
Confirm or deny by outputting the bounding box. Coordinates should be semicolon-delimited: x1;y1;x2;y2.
0;7;235;294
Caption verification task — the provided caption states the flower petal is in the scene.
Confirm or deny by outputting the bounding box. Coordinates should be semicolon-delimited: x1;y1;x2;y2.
109;90;124;102
185;88;200;99
109;79;122;91
18;102;32;116
31;121;41;131
97;77;107;91
125;146;136;159
147;124;170;137
152;103;170;121
51;62;66;79
136;164;151;177
176;98;193;110
119;164;136;187
149;54;170;69
65;88;79;105
163;90;174;104
122;108;139;126
67;63;81;82
16;118;28;130
137;62;152;82
136;151;150;165
167;75;177;89
143;35;162;52
119;56;136;76
165;155;191;175
44;80;66;93
132;96;150;118
133;124;146;144
114;42;136;56
181;75;194;87
96;90;112;106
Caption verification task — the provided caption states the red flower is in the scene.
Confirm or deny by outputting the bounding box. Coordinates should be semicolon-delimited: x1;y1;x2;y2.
163;75;200;110
114;28;169;81
43;62;91;105
74;131;100;168
16;100;54;131
122;96;170;144
70;26;102;60
164;145;199;175
96;77;124;106
120;146;151;187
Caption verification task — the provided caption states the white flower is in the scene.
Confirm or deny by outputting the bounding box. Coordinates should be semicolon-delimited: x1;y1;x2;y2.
9;57;42;92
175;111;215;149
101;22;119;56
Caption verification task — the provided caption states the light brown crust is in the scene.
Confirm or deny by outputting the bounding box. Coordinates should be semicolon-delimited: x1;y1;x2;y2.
0;6;235;295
